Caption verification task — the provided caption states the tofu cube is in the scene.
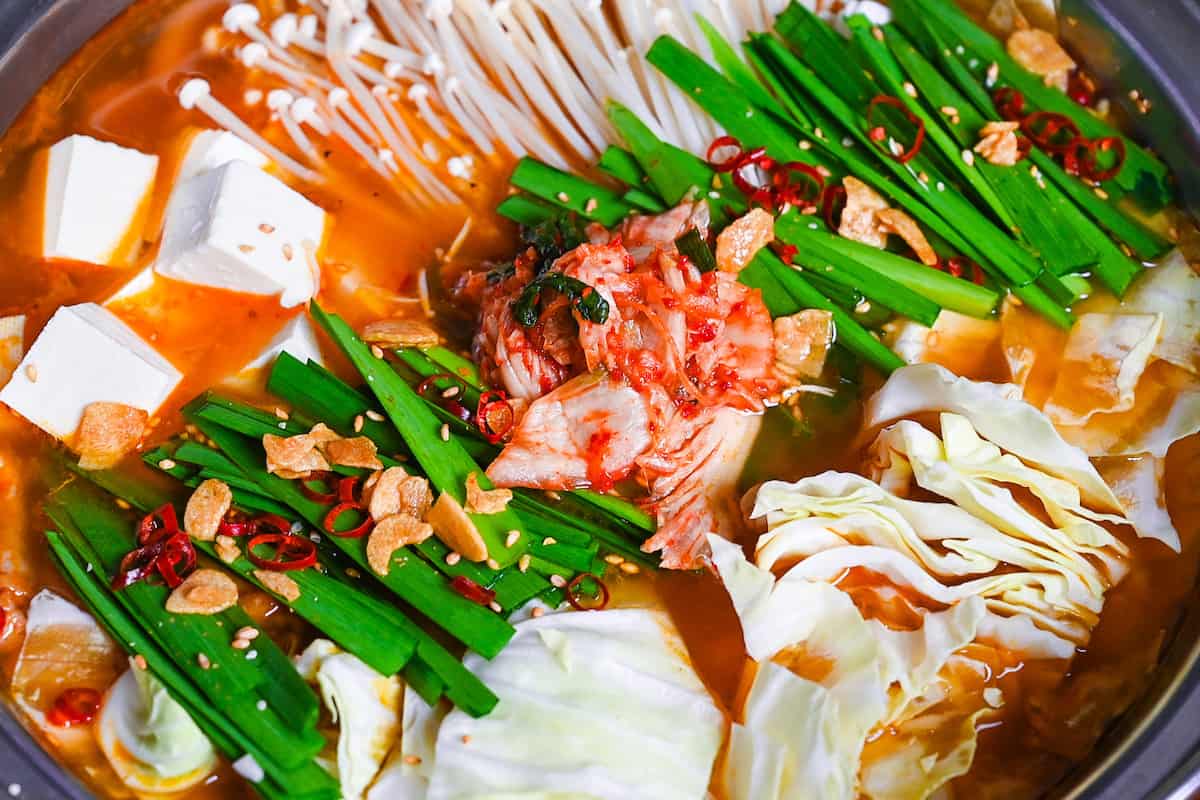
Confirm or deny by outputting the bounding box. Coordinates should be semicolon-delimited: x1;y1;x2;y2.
0;303;181;439
103;266;157;305
244;314;324;371
176;129;268;182
154;161;326;307
43;135;159;266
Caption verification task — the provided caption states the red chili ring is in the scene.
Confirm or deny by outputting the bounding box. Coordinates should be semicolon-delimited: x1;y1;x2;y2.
821;184;847;231
772;162;825;208
1081;136;1126;182
992;87;1026;121
731;150;776;205
299;471;338;503
476;390;515;444
1020;111;1083;154
137;504;179;546
324;502;373;538
247;532;318;571
705;135;744;172
449;575;497;607
155;533;197;589
337;476;362;505
46;688;102;728
253;514;294;536
866;95;926;163
112;541;167;590
565;573;611;611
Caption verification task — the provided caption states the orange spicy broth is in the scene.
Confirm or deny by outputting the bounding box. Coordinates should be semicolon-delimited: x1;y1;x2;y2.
0;1;1196;799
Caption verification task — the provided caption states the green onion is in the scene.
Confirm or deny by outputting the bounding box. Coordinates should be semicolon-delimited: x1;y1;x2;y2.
675;229;717;273
509;158;633;226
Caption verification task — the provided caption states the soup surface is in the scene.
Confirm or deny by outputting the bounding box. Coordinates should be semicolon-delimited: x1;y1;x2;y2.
0;1;1197;799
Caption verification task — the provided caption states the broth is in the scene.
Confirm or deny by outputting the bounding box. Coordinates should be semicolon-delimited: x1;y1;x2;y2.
0;1;1196;798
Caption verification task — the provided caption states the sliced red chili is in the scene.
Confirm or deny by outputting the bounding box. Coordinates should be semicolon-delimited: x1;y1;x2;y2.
476;390;515;444
992;87;1026;121
450;575;497;607
46;688;102;727
337;476;362;505
137;504;179;546
112;541;166;590
821;184;847;231
565;573;611;611
1081;136;1126;182
324;502;373;538
253;514;293;536
155;533;197;589
215;518;254;537
730;148;776;206
772;162;824;208
1021;111;1082;154
777;243;798;266
247;532;318;572
938;256;986;286
866;95;926;163
299;471;338;503
706;135;744;172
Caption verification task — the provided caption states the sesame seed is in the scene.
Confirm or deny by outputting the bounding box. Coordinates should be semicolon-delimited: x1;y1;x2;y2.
556;191;570;202
404;755;422;765
441;386;460;398
550;574;567;588
246;649;258;660
115;498;131;510
918;171;930;184
619;562;641;575
903;81;917;97
940;105;958;116
346;567;361;578
1094;187;1109;200
256;699;268;710
961;149;975;166
446;551;462;566
505;530;520;548
274;407;289;420
283;243;294;261
544;491;562;501
986;62;999;87
259;223;276;234
486;558;500;570
855;299;873;314
936;181;946;191
604;553;625;565
798;140;812;150
813;127;825;140
159;459;177;470
584;198;598;213
439;423;450;441
198;653;212;669
461;735;471;744
23;364;37;382
371;344;385;359
542;536;557;546
366;410;384;421
237;626;260;640
531;607;545;618
518;554;531;573
354;415;364;432
133;654;148;670
238;244;255;254
488;601;502;613
871;25;884;41
232;638;250;650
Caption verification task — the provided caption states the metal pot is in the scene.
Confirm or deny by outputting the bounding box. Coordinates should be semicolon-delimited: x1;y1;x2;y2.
0;0;1196;797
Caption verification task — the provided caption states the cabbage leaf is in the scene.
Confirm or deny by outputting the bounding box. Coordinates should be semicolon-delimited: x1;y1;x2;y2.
423;609;724;800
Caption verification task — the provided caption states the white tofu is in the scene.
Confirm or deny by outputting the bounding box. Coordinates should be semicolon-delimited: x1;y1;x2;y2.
43;135;158;266
0;303;181;439
103;266;157;305
154;161;326;307
176;129;268;182
244;314;324;371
